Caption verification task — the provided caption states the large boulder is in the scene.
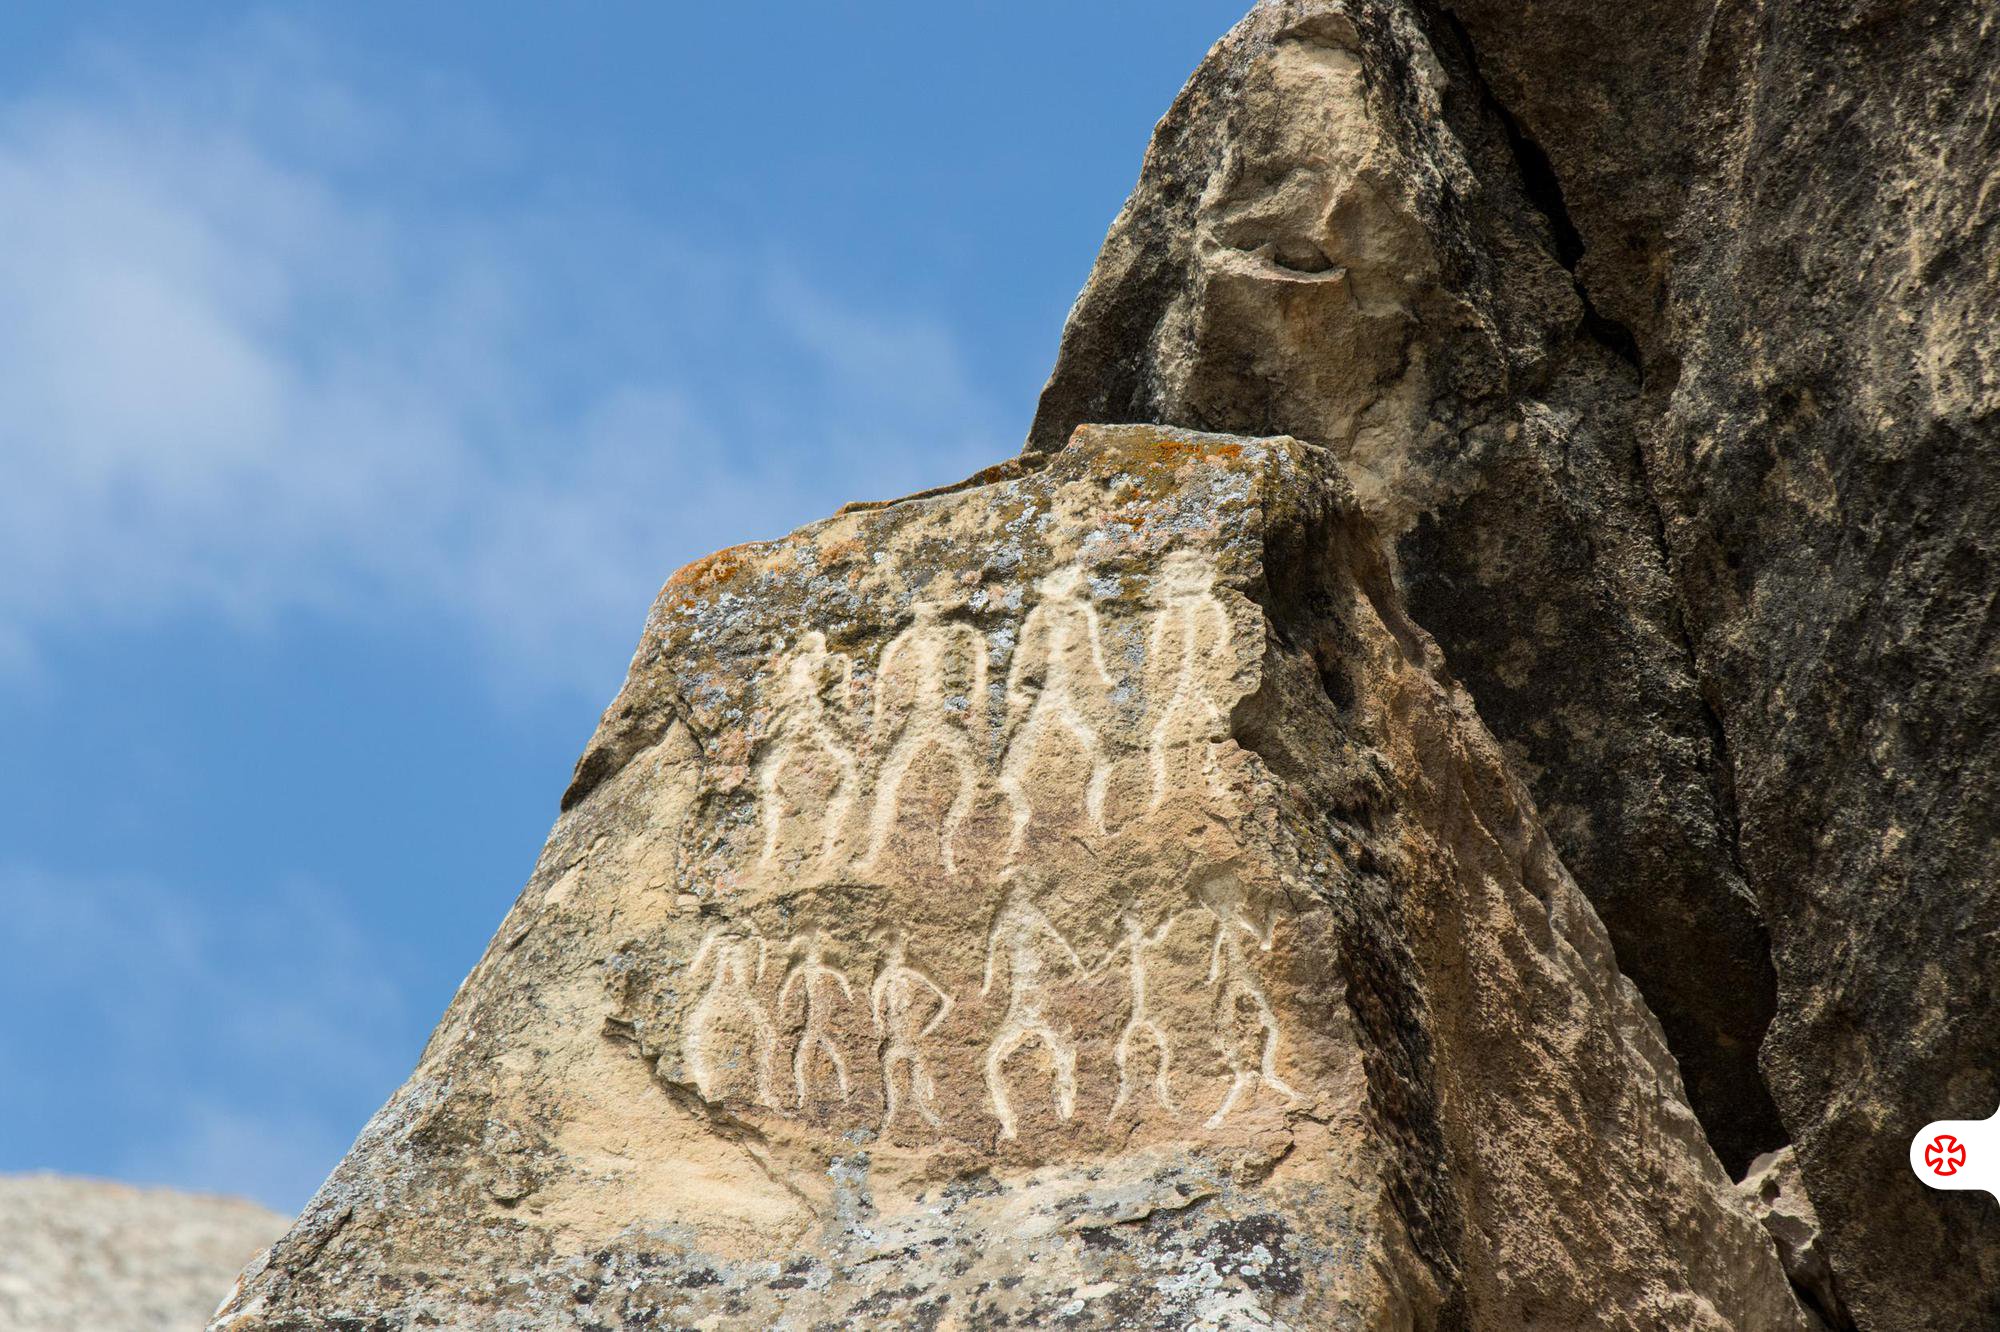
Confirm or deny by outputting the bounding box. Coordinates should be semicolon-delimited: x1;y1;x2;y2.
1030;2;2000;1326
0;1173;285;1332
212;426;1806;1328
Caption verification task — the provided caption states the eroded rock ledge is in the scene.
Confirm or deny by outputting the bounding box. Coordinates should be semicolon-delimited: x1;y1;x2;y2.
214;426;1805;1329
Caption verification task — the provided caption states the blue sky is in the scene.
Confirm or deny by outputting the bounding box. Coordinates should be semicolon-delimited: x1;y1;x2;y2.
0;4;1241;1211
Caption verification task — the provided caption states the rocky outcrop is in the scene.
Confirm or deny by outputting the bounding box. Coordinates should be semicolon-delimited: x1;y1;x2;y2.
1029;0;1786;1183
1031;3;2000;1327
209;0;1995;1325
212;426;1808;1327
0;1174;286;1332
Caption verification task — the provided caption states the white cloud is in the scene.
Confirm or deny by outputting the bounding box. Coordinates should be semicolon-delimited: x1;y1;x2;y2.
0;21;1008;697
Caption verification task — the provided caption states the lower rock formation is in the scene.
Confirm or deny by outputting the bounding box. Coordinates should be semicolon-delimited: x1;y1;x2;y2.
0;1173;285;1332
213;427;1808;1328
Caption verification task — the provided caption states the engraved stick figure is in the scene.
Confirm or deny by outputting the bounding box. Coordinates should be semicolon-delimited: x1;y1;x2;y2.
1090;910;1183;1120
754;632;859;869
1200;899;1299;1128
777;929;854;1108
869;928;954;1130
980;884;1087;1139
1146;551;1235;809
866;591;989;873
685;926;778;1106
999;564;1117;855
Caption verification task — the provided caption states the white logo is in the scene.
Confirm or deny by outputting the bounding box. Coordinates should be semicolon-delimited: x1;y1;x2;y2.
1910;1107;2000;1200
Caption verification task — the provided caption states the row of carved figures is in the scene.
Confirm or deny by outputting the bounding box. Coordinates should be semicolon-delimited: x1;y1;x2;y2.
756;551;1239;873
681;888;1298;1139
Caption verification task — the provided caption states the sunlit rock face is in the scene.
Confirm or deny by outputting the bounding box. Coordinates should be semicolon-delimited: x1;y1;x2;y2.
213;426;1806;1329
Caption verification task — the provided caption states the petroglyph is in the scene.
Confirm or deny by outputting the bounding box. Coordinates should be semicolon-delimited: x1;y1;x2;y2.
1092;911;1185;1120
1194;884;1299;1128
685;926;779;1106
866;591;989;873
776;929;854;1108
869;929;954;1131
1147;551;1236;810
980;883;1088;1139
754;632;859;869
999;564;1118;855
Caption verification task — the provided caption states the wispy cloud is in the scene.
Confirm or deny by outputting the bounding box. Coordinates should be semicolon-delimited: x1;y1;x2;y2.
0;17;1007;698
0;864;412;1210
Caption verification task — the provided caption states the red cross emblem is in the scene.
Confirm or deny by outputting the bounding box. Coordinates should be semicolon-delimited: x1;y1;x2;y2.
1925;1133;1968;1177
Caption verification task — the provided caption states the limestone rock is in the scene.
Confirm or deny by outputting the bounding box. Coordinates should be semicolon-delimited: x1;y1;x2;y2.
212;426;1807;1328
0;1173;286;1332
1032;3;2000;1326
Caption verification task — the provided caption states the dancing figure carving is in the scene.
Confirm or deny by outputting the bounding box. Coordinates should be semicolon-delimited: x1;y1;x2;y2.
1146;551;1235;809
999;564;1117;855
869;929;954;1131
753;632;859;869
685;926;778;1106
1196;890;1299;1127
866;591;988;873
776;929;853;1108
1092;910;1183;1120
980;883;1088;1139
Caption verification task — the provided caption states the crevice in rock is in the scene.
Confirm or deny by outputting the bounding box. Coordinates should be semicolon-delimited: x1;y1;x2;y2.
1440;10;1640;370
1438;4;1787;1174
1628;444;1784;1167
1637;441;1754;898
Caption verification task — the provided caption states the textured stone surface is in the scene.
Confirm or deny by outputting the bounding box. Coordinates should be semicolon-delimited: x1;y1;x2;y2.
1027;0;1789;1183
1032;3;2000;1327
1738;1147;1849;1329
212;426;1805;1328
0;1173;285;1332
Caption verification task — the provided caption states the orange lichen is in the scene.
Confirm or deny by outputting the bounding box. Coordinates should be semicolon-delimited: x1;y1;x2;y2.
666;542;767;600
818;536;867;567
1142;436;1244;466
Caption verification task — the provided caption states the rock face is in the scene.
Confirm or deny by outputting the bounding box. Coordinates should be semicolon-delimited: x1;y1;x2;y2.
1031;2;2000;1327
0;1173;286;1332
212;426;1808;1327
1738;1147;1847;1329
214;1;1996;1326
1030;0;1787;1185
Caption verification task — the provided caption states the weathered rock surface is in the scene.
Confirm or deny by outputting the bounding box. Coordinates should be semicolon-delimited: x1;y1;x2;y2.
1738;1147;1849;1329
0;1173;286;1332
1030;0;1787;1184
1031;2;2000;1327
213;426;1807;1328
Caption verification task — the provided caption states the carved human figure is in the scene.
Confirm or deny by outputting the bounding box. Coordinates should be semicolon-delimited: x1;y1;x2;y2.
754;631;859;869
998;564;1117;855
1199;896;1299;1128
776;928;854;1108
980;883;1088;1139
685;926;778;1106
869;928;954;1131
865;589;989;873
1092;910;1183;1120
1146;551;1236;809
